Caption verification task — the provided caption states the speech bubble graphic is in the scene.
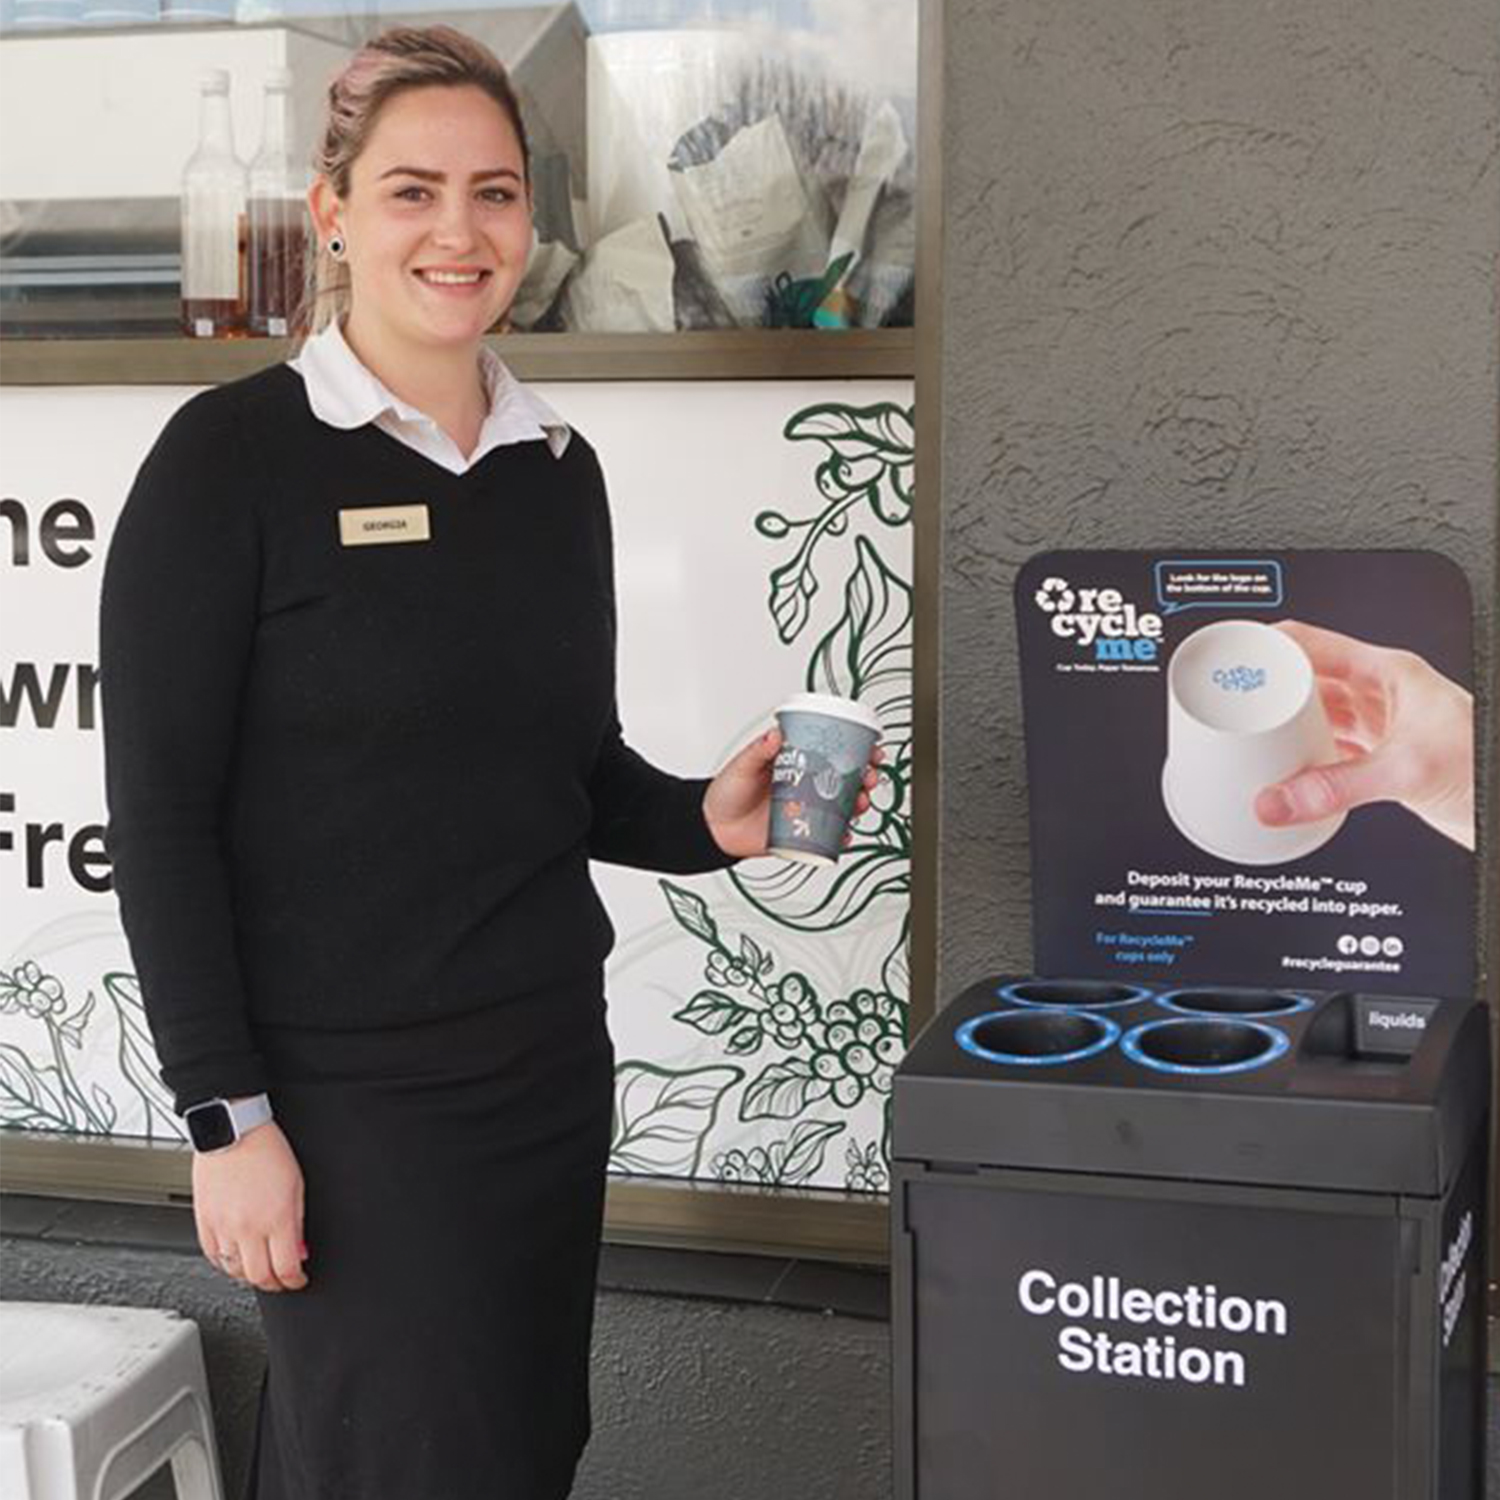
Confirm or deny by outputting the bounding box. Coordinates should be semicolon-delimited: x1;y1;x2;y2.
1154;559;1285;616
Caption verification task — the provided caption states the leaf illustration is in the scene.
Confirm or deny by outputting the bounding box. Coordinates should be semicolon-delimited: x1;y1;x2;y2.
881;914;912;1006
57;989;97;1050
738;932;773;977
785;403;914;463
0;1043;72;1130
674;990;751;1037
105;972;183;1142
727;1025;764;1056
772;1119;846;1185
768;556;821;644
90;1083;118;1134
659;881;720;946
610;1062;743;1177
807;535;912;709
740;1057;833;1121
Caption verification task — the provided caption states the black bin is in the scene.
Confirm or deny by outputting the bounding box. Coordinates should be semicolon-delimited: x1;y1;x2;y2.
891;977;1491;1500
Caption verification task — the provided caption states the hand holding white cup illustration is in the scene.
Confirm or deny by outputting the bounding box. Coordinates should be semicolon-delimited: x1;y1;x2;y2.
1162;619;1345;865
1252;621;1475;851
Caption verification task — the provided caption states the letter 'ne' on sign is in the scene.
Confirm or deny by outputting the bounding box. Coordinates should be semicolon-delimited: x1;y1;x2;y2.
338;504;431;546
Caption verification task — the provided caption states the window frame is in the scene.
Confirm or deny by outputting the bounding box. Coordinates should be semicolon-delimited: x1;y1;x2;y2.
0;0;945;1266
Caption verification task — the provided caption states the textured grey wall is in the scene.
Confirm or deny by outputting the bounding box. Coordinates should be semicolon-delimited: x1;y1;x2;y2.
578;1297;890;1500
936;0;1500;999
2;1235;891;1500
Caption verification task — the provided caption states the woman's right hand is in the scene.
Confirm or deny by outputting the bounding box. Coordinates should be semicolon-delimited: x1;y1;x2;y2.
193;1117;309;1292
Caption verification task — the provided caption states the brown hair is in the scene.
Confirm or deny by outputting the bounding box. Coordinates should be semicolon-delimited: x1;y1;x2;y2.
300;25;530;336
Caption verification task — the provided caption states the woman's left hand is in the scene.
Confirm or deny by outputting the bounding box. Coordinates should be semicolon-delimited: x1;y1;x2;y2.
702;726;883;859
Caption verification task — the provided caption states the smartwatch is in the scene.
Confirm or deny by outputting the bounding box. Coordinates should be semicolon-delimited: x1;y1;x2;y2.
184;1093;274;1153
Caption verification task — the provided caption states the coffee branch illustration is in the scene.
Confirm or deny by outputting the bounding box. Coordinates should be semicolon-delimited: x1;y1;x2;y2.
662;879;901;1115
609;398;915;1192
734;403;913;951
755;403;914;645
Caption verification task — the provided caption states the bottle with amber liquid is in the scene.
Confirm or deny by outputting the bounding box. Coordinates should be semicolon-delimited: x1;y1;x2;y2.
248;68;307;337
181;69;247;338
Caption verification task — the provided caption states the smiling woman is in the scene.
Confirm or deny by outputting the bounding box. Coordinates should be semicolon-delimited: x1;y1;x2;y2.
97;22;883;1500
304;28;536;458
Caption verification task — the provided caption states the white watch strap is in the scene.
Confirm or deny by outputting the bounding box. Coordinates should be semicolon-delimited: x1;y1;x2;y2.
225;1093;273;1138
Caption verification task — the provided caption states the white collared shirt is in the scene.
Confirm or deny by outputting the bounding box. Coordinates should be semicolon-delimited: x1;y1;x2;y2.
289;319;571;475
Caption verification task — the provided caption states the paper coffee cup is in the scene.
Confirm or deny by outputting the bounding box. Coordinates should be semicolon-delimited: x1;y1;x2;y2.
769;692;882;867
1161;619;1345;865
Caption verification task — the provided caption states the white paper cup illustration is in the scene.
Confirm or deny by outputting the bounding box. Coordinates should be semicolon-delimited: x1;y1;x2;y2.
1162;619;1345;865
769;692;882;866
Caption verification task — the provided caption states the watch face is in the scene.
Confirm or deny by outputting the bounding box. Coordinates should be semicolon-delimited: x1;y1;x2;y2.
186;1101;235;1152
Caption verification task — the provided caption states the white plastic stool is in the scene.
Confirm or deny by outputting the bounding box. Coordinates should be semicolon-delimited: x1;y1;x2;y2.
0;1303;225;1500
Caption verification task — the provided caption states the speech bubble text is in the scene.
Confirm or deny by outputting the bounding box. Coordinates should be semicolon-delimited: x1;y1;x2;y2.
1154;559;1285;616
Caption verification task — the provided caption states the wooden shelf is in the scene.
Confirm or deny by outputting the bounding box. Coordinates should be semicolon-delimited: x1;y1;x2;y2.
0;328;917;386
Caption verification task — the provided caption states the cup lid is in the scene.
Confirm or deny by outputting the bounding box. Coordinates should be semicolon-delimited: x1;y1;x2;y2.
775;692;882;735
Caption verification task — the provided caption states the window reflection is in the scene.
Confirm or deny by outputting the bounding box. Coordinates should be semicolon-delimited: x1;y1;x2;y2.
0;0;916;338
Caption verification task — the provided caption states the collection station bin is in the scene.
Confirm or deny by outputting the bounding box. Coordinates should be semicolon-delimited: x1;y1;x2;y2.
891;977;1491;1500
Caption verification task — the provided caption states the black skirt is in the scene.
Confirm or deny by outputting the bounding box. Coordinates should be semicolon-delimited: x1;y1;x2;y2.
245;975;614;1500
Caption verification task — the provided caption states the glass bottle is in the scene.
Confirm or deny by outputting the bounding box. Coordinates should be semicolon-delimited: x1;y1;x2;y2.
247;68;307;338
180;69;246;338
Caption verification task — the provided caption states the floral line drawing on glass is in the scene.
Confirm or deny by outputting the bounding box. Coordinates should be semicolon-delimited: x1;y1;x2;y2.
609;1061;744;1177
608;399;913;1192
0;965;181;1140
710;1119;846;1188
659;881;902;1116
2;399;911;1190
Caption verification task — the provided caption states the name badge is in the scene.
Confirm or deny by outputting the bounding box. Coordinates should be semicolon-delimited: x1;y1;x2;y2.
338;504;431;547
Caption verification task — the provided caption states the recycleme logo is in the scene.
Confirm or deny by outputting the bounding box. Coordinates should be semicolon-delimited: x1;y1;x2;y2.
1212;665;1267;693
1034;576;1164;663
1034;577;1076;614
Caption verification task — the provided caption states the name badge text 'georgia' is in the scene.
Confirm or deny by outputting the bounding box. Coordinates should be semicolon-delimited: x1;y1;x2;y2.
338;504;431;546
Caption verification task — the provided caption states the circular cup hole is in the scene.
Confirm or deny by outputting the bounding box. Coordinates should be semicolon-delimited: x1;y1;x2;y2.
1001;979;1151;1010
957;1009;1118;1067
1124;1018;1288;1075
1158;988;1312;1018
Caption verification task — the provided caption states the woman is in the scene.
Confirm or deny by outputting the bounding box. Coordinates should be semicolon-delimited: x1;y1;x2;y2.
100;26;878;1500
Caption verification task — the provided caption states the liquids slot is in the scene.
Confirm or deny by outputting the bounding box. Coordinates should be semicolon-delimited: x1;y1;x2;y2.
958;1009;1119;1067
1124;1018;1289;1075
1157;987;1312;1018
1299;992;1430;1065
1001;979;1151;1010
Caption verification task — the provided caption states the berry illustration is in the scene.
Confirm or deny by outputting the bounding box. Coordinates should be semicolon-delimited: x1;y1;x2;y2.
810;989;904;1106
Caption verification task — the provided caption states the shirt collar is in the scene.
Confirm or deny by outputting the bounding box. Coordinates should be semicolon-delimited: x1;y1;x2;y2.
290;319;571;459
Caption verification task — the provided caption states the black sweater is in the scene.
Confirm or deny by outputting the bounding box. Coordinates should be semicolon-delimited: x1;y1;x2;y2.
100;366;731;1112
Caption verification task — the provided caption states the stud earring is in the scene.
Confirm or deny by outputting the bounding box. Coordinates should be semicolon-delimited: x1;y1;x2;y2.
328;234;346;260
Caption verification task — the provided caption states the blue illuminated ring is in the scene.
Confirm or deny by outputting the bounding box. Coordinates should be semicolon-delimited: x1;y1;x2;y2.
1155;988;1314;1020
956;1009;1121;1067
1121;1017;1290;1076
997;980;1153;1011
